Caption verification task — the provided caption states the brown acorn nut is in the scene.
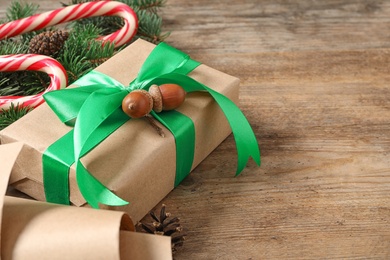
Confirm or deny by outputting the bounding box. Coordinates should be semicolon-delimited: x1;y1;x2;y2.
122;89;153;118
122;84;186;118
149;84;186;113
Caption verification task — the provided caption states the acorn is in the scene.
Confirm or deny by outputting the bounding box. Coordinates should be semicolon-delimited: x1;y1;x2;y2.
122;84;186;118
149;84;186;113
122;89;153;118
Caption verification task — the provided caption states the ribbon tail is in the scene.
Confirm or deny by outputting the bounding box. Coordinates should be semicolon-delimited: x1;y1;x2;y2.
146;72;260;176
206;87;261;176
43;130;75;204
76;160;128;208
74;109;129;207
73;89;129;207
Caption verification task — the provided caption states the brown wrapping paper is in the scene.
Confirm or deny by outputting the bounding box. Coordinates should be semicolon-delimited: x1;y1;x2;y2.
0;39;240;222
1;143;172;260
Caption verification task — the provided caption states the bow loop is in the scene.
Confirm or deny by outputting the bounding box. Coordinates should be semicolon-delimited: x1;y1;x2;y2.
135;43;194;83
44;70;127;125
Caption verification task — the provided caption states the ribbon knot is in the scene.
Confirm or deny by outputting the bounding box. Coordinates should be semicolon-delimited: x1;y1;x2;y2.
127;80;143;92
42;42;260;209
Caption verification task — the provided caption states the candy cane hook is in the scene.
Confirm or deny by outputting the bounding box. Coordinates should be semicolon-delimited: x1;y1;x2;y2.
0;54;68;109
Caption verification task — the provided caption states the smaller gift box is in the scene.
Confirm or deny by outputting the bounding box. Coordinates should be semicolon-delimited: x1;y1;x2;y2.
0;39;259;221
1;143;172;260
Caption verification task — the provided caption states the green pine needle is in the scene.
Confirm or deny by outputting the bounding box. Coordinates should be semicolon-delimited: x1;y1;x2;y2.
135;9;170;43
0;39;29;55
0;71;48;96
0;103;33;130
57;23;116;82
123;0;166;13
6;1;39;21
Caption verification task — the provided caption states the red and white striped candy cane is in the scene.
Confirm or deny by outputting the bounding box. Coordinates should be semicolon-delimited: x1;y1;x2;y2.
0;54;68;109
0;1;138;47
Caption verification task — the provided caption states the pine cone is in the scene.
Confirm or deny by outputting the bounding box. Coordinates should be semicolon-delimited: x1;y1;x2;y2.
28;30;69;57
136;204;186;254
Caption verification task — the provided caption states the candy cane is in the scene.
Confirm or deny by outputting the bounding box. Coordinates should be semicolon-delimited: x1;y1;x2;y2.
0;1;138;47
0;54;68;109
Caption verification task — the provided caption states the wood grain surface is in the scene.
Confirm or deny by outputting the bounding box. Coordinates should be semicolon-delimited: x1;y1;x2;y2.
1;0;390;259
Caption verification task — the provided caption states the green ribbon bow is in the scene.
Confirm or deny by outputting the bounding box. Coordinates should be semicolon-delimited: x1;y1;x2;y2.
42;42;260;209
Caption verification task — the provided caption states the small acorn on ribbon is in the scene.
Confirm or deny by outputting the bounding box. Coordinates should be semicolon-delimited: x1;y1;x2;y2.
122;84;186;137
122;84;186;118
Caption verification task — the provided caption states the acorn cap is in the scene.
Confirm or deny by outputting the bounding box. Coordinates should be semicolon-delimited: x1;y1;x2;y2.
149;84;163;113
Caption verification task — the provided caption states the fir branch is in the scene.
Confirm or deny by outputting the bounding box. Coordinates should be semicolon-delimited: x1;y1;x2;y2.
122;0;166;13
0;39;29;55
65;15;124;37
6;1;39;21
0;71;48;96
0;103;33;130
58;42;91;83
84;40;116;67
135;9;170;43
57;24;116;82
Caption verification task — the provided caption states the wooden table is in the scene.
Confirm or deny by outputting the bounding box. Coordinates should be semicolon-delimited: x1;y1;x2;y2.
1;0;390;259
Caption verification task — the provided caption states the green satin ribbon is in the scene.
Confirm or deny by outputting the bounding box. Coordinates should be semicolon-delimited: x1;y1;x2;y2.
42;42;260;209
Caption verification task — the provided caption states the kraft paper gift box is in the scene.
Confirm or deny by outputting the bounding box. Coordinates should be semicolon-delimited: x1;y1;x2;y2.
1;143;172;260
0;39;241;222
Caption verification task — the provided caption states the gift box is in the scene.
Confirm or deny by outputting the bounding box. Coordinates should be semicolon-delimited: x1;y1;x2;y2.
0;39;258;222
1;143;172;260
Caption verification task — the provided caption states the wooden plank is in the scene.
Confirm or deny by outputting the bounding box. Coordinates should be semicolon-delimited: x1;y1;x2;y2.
1;0;390;259
163;0;390;54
